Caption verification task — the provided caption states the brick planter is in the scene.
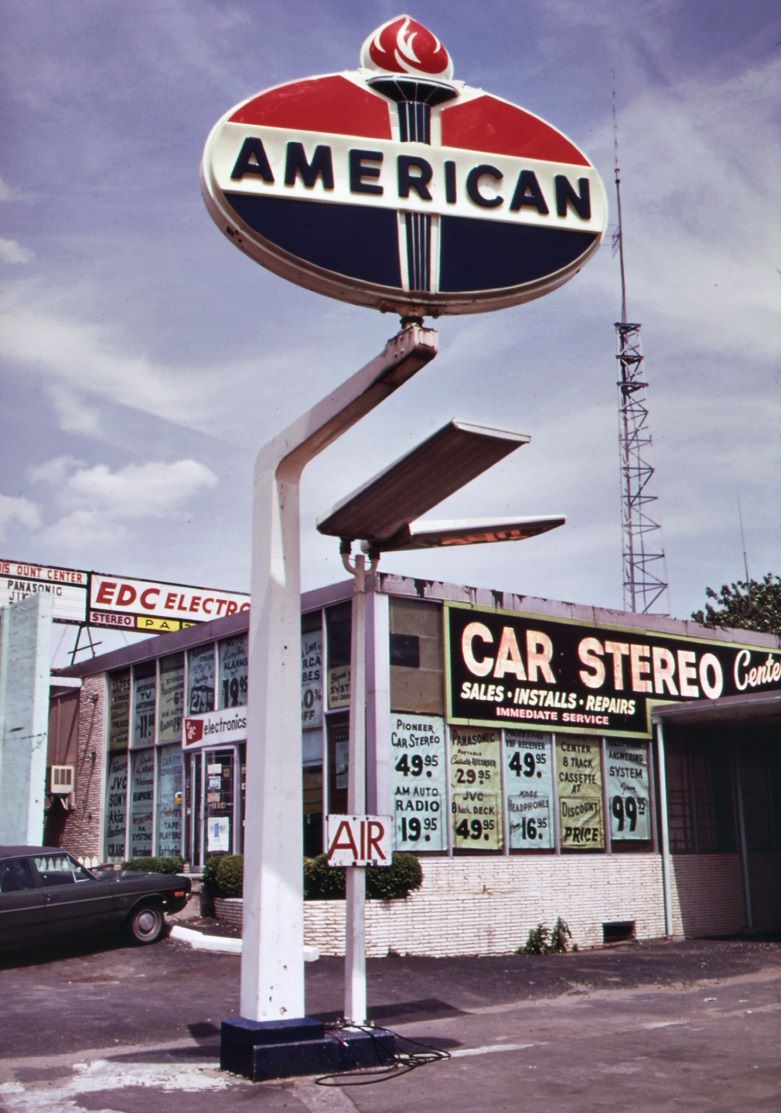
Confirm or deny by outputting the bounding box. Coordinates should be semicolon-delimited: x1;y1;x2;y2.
214;897;244;929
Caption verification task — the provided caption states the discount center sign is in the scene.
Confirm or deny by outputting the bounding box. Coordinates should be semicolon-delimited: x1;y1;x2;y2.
201;15;607;317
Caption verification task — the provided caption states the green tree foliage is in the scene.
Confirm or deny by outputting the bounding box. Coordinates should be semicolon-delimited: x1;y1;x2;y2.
691;574;781;635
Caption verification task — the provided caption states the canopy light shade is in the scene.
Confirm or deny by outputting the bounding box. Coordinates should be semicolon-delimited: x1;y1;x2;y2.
364;514;566;553
317;420;530;544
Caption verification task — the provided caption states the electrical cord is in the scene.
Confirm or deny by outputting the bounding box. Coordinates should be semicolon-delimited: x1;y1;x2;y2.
315;1021;451;1087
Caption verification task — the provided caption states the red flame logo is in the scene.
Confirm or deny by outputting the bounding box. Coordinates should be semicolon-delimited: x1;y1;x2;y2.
361;15;453;81
184;718;204;746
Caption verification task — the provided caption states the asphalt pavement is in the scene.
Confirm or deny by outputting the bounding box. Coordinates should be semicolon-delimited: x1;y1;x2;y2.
0;921;779;1113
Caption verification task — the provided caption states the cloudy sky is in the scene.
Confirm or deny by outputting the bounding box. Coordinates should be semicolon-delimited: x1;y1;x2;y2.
1;0;779;661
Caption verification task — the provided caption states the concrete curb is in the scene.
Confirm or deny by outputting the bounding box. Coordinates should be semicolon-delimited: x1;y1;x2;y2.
170;924;320;962
170;925;243;954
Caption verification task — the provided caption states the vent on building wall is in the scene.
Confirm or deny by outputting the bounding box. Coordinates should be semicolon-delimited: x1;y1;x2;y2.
602;920;636;945
49;765;75;795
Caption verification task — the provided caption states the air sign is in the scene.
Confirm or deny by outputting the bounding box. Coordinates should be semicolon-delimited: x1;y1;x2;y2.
201;15;607;316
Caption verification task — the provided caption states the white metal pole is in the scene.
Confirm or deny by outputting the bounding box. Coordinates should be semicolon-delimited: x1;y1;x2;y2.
655;722;674;938
345;553;367;1026
240;324;437;1022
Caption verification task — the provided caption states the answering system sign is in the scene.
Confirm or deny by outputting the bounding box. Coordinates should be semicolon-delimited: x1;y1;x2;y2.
445;603;781;738
201;15;607;317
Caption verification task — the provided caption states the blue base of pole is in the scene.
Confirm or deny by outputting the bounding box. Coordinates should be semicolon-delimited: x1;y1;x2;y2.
220;1016;396;1082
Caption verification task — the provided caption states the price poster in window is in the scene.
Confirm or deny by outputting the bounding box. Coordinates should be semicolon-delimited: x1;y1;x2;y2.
133;671;156;746
390;713;447;852
606;741;651;840
505;732;555;849
556;737;605;850
450;727;502;850
301;632;323;728
158;657;184;743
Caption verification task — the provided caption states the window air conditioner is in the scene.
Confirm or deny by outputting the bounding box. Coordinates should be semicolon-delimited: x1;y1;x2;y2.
50;765;75;795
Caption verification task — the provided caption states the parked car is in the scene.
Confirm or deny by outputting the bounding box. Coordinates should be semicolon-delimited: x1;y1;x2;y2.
0;846;190;950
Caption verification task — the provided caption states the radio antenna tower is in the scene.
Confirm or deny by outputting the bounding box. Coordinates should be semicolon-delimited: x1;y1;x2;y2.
612;86;669;614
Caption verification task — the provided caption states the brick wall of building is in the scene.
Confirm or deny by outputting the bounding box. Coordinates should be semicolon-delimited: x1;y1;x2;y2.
56;677;107;860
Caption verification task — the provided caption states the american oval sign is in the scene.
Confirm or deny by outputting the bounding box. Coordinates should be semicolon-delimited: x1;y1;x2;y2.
201;15;608;317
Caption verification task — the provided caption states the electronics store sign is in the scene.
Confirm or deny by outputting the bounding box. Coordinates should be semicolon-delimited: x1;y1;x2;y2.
90;573;249;632
0;558;88;623
445;603;781;738
201;15;607;318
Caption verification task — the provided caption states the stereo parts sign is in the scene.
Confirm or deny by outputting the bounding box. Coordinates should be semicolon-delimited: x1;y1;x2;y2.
201;15;607;317
445;603;781;738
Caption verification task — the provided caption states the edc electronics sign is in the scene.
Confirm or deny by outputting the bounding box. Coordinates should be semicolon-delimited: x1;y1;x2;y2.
90;573;250;632
444;603;781;738
201;15;607;317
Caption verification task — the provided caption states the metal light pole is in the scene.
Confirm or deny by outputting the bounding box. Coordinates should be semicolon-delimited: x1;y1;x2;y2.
339;546;375;1026
239;323;437;1023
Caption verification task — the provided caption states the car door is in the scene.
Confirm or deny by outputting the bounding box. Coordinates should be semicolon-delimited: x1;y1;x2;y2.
33;853;117;940
0;856;48;947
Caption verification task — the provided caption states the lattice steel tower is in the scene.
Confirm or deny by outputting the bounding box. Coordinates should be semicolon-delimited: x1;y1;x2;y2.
613;107;669;614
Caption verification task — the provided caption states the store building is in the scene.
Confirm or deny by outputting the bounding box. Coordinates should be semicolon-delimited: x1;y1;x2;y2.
48;573;781;953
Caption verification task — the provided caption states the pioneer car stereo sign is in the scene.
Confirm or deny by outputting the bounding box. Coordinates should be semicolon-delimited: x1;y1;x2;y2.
201;15;607;316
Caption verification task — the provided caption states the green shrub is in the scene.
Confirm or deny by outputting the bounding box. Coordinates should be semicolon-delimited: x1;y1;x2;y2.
522;923;550;955
122;856;185;875
367;852;422;900
303;854;346;900
304;852;422;901
520;917;575;955
203;852;423;902
206;854;244;898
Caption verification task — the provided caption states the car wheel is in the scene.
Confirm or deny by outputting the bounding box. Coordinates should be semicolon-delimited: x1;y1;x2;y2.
127;904;165;945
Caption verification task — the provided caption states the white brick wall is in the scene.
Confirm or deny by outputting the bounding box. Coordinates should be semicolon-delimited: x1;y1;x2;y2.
304;854;671;956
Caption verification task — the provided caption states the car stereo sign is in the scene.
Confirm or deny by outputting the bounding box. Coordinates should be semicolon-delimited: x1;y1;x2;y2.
201;15;607;316
445;603;781;738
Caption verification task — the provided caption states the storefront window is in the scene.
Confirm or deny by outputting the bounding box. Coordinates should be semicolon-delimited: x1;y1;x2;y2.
391;713;447;852
326;603;351;710
450;726;503;851
301;624;323;730
158;654;184;744
556;736;605;851
156;745;183;857
132;662;156;747
219;634;248;709
665;736;736;853
505;732;555;850
105;751;128;861
205;750;234;855
108;670;130;751
128;748;155;858
188;645;215;714
605;740;651;843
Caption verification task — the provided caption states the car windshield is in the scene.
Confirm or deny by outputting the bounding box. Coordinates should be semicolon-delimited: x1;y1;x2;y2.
33;854;94;886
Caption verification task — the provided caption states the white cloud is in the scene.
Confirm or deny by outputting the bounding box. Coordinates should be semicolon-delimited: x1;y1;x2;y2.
27;455;86;487
0;237;33;264
61;459;218;519
0;494;41;540
30;458;219;556
0;285;221;431
589;55;781;362
0;175;29;202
